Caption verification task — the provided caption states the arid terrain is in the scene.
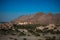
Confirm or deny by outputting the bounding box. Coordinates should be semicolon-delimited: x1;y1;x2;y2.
0;12;60;40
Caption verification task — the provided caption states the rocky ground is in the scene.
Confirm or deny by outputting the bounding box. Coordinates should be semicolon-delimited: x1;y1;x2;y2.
0;24;60;40
0;33;60;40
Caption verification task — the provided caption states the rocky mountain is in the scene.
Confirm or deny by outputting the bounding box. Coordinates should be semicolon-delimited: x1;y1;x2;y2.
0;12;60;29
55;13;60;18
11;12;60;25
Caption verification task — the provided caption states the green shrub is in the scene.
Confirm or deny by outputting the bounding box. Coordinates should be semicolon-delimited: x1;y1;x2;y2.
23;38;27;40
18;32;26;36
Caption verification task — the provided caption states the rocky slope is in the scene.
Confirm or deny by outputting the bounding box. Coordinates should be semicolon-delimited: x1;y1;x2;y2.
11;12;60;25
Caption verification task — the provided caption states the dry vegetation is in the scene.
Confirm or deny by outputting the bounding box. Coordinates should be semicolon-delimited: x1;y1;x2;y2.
0;24;60;40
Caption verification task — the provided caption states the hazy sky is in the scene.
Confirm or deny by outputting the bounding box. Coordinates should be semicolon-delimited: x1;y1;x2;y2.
0;0;60;22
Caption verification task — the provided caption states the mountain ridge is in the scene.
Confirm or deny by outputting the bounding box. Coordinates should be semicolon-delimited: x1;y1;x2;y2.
11;12;60;25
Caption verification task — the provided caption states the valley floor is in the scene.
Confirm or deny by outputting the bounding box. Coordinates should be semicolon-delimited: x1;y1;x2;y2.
0;33;60;40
